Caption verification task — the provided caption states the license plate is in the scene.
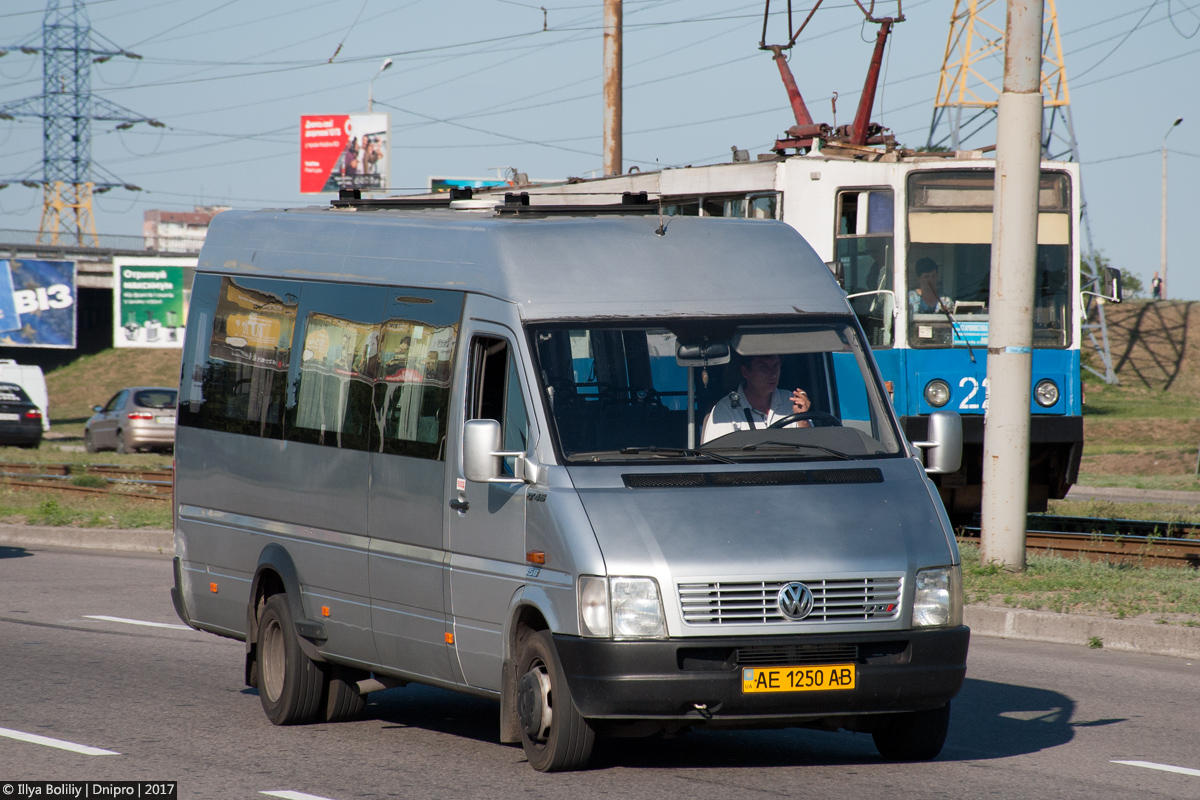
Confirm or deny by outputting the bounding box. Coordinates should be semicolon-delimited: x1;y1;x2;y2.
742;664;856;693
157;416;176;425
0;413;19;421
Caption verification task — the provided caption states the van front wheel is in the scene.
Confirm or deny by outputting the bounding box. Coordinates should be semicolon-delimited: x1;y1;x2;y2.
257;593;324;725
871;702;951;761
515;630;595;772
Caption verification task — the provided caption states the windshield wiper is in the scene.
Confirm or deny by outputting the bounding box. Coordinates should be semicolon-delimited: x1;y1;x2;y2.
739;441;855;461
618;446;736;464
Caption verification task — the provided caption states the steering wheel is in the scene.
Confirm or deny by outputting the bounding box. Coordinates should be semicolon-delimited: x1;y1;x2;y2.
767;411;842;429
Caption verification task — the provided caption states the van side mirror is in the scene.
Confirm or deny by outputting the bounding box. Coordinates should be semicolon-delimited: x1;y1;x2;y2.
1104;266;1122;303
463;418;531;484
911;409;962;474
826;260;845;288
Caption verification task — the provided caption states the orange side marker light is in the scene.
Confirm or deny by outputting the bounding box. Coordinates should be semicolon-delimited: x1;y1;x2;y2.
321;606;330;617
209;582;218;593
526;551;546;565
444;632;455;645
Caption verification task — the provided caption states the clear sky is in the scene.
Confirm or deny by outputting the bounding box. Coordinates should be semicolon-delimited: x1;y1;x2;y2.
1;1;1198;298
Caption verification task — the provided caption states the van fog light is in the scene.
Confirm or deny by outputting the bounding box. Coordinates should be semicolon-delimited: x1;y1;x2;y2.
1034;379;1059;407
924;380;951;408
611;577;667;638
912;566;962;627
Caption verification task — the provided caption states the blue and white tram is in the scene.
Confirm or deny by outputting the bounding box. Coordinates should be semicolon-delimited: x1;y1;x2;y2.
489;151;1085;518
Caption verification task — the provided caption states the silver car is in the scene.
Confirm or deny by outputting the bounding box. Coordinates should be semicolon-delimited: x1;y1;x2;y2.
85;386;177;453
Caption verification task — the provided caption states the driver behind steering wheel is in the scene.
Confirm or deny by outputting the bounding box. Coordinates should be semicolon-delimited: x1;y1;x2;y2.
701;354;811;444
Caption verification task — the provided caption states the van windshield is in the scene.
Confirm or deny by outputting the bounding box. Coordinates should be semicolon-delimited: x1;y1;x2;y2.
528;319;903;464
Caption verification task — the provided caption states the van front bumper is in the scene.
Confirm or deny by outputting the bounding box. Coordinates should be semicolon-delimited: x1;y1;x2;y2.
552;626;969;722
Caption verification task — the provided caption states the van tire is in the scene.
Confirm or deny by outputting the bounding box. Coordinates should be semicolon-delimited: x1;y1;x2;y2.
515;629;595;772
257;594;325;725
871;702;951;761
323;664;366;722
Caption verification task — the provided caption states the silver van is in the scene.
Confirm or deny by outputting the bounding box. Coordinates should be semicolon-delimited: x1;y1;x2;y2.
171;196;968;772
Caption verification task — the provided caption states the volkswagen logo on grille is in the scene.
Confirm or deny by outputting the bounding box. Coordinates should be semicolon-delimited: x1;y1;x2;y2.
777;582;814;621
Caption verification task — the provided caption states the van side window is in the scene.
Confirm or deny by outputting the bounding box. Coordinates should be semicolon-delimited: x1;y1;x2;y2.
180;275;298;439
373;290;463;460
469;336;528;474
285;284;384;451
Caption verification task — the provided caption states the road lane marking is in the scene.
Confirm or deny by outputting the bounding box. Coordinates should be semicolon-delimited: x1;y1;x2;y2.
83;615;192;631
0;727;119;755
1113;760;1200;778
261;792;340;800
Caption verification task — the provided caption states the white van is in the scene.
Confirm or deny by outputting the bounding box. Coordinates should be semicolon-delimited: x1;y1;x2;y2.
171;195;967;772
0;360;50;431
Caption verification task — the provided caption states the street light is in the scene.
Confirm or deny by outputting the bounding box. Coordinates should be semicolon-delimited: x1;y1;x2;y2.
1162;117;1183;300
367;58;393;113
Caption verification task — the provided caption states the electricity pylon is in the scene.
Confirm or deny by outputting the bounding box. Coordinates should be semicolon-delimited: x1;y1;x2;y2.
925;0;1117;384
0;0;162;246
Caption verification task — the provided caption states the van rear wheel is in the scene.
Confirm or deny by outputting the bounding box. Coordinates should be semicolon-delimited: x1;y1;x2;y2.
323;664;367;722
257;593;324;725
872;702;951;761
515;629;595;772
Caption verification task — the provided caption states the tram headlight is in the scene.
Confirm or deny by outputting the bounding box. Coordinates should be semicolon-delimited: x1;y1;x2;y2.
924;379;951;408
1034;379;1060;408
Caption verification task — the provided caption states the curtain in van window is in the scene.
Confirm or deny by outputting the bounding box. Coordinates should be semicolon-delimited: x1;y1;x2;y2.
182;275;298;438
374;289;463;460
285;284;384;451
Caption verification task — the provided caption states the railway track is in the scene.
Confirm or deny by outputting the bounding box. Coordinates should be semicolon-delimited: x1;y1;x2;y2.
961;513;1200;568
0;461;172;501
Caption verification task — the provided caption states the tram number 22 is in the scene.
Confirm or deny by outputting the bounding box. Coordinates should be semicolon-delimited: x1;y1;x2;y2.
958;376;989;410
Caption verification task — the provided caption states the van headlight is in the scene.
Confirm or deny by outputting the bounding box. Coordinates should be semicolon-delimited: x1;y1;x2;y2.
578;576;667;639
912;565;962;627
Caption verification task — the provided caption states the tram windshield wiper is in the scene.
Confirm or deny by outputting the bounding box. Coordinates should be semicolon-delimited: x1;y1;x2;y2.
933;298;977;364
740;441;855;461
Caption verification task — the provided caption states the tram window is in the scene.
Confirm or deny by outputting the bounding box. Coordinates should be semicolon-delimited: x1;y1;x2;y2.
836;188;895;348
663;201;699;216
700;196;746;217
748;194;779;219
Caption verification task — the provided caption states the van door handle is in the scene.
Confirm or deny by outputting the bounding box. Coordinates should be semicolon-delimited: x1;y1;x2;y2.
449;499;470;512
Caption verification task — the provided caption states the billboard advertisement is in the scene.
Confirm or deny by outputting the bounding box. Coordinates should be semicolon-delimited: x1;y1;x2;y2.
0;258;77;348
113;256;196;348
301;114;389;194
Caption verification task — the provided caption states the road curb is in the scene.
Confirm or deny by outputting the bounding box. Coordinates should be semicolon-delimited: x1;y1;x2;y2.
966;605;1200;660
0;523;172;555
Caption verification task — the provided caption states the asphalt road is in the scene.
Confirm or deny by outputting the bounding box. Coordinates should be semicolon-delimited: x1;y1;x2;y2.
2;546;1199;799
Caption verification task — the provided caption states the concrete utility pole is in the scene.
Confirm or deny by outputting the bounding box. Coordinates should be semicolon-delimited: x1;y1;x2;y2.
1162;117;1182;300
980;0;1045;570
603;0;622;176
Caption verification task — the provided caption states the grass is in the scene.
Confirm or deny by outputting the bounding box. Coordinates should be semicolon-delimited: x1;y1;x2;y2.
0;492;170;529
1046;498;1200;525
0;443;171;470
960;542;1200;624
1074;473;1200;493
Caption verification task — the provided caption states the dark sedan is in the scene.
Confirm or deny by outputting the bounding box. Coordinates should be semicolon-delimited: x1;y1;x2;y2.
0;382;44;448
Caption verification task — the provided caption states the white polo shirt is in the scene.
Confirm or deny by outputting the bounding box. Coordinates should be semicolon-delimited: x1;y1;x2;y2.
701;385;796;444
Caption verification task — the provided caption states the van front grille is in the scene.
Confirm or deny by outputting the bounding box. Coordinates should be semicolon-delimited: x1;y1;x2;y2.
678;577;903;625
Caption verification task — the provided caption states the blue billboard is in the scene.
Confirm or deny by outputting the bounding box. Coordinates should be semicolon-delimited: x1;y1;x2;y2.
0;259;77;349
